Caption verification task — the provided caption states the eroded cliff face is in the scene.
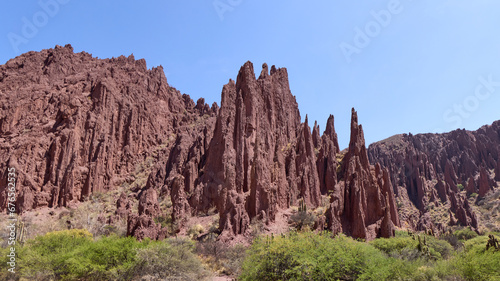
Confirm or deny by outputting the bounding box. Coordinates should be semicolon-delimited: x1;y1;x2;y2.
325;109;399;240
165;62;397;240
0;47;399;241
368;122;500;232
0;45;215;215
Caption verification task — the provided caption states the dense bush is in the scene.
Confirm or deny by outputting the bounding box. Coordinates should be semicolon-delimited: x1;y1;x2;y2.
61;235;146;280
240;231;400;280
370;234;451;260
449;235;500;280
240;231;500;281
454;227;479;240
18;229;94;280
132;238;209;280
3;227;499;280
8;229;208;281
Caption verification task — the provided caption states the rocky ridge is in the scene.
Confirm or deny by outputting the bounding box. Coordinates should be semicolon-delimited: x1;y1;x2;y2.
136;61;398;240
368;123;500;232
0;45;217;233
11;45;490;241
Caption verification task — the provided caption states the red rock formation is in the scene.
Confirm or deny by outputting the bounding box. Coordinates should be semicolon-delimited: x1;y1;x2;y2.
198;62;306;237
435;180;448;203
138;188;160;217
317;115;339;194
478;166;493;197
127;187;167;240
496;156;500;181
381;167;400;227
367;123;500;231
0;48;404;241
127;214;167;241
326;109;398;240
312;120;321;149
170;175;191;227
466;177;475;195
115;192;131;218
0;45;189;213
444;160;458;192
295;116;321;207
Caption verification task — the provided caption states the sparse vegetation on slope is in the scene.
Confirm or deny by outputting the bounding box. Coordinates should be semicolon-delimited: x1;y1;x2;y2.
239;230;500;281
0;229;210;281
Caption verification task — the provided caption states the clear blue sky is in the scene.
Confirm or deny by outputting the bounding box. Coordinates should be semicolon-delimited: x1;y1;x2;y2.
2;1;500;149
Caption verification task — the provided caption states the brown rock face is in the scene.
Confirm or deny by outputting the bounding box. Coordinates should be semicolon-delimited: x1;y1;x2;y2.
465;177;475;195
496;156;500;181
295;116;321;208
317;115;339;195
0;45;189;213
1;48;401;241
138;188;160;217
326;109;398;240
435;180;448;203
368;122;500;231
478;166;493;197
115;192;131;218
127;188;167;240
198;62;306;236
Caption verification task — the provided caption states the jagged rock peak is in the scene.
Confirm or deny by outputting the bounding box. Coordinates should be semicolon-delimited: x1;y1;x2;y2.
345;108;369;169
199;60;303;238
324;114;339;153
259;62;269;79
325;107;398;240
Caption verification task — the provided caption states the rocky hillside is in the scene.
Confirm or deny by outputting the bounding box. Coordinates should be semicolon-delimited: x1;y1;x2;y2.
0;44;217;214
368;123;500;232
7;45;498;242
125;61;398;241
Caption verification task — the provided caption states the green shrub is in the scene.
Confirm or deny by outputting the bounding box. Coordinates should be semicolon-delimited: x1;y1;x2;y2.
454;228;478;241
426;236;454;259
0;246;15;281
370;236;418;255
394;229;411;237
240;232;394;280
221;244;247;276
450;235;500;280
62;235;146;280
18;229;94;280
239;232;500;280
187;224;205;239
132;238;209;280
14;229;210;280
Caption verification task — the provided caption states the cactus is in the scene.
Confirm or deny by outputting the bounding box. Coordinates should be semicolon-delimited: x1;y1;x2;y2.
417;235;431;257
16;220;26;244
298;199;307;213
486;235;499;250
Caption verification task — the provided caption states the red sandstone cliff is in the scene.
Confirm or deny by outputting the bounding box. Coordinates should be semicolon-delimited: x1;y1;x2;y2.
0;45;215;214
0;46;402;241
368;123;500;231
